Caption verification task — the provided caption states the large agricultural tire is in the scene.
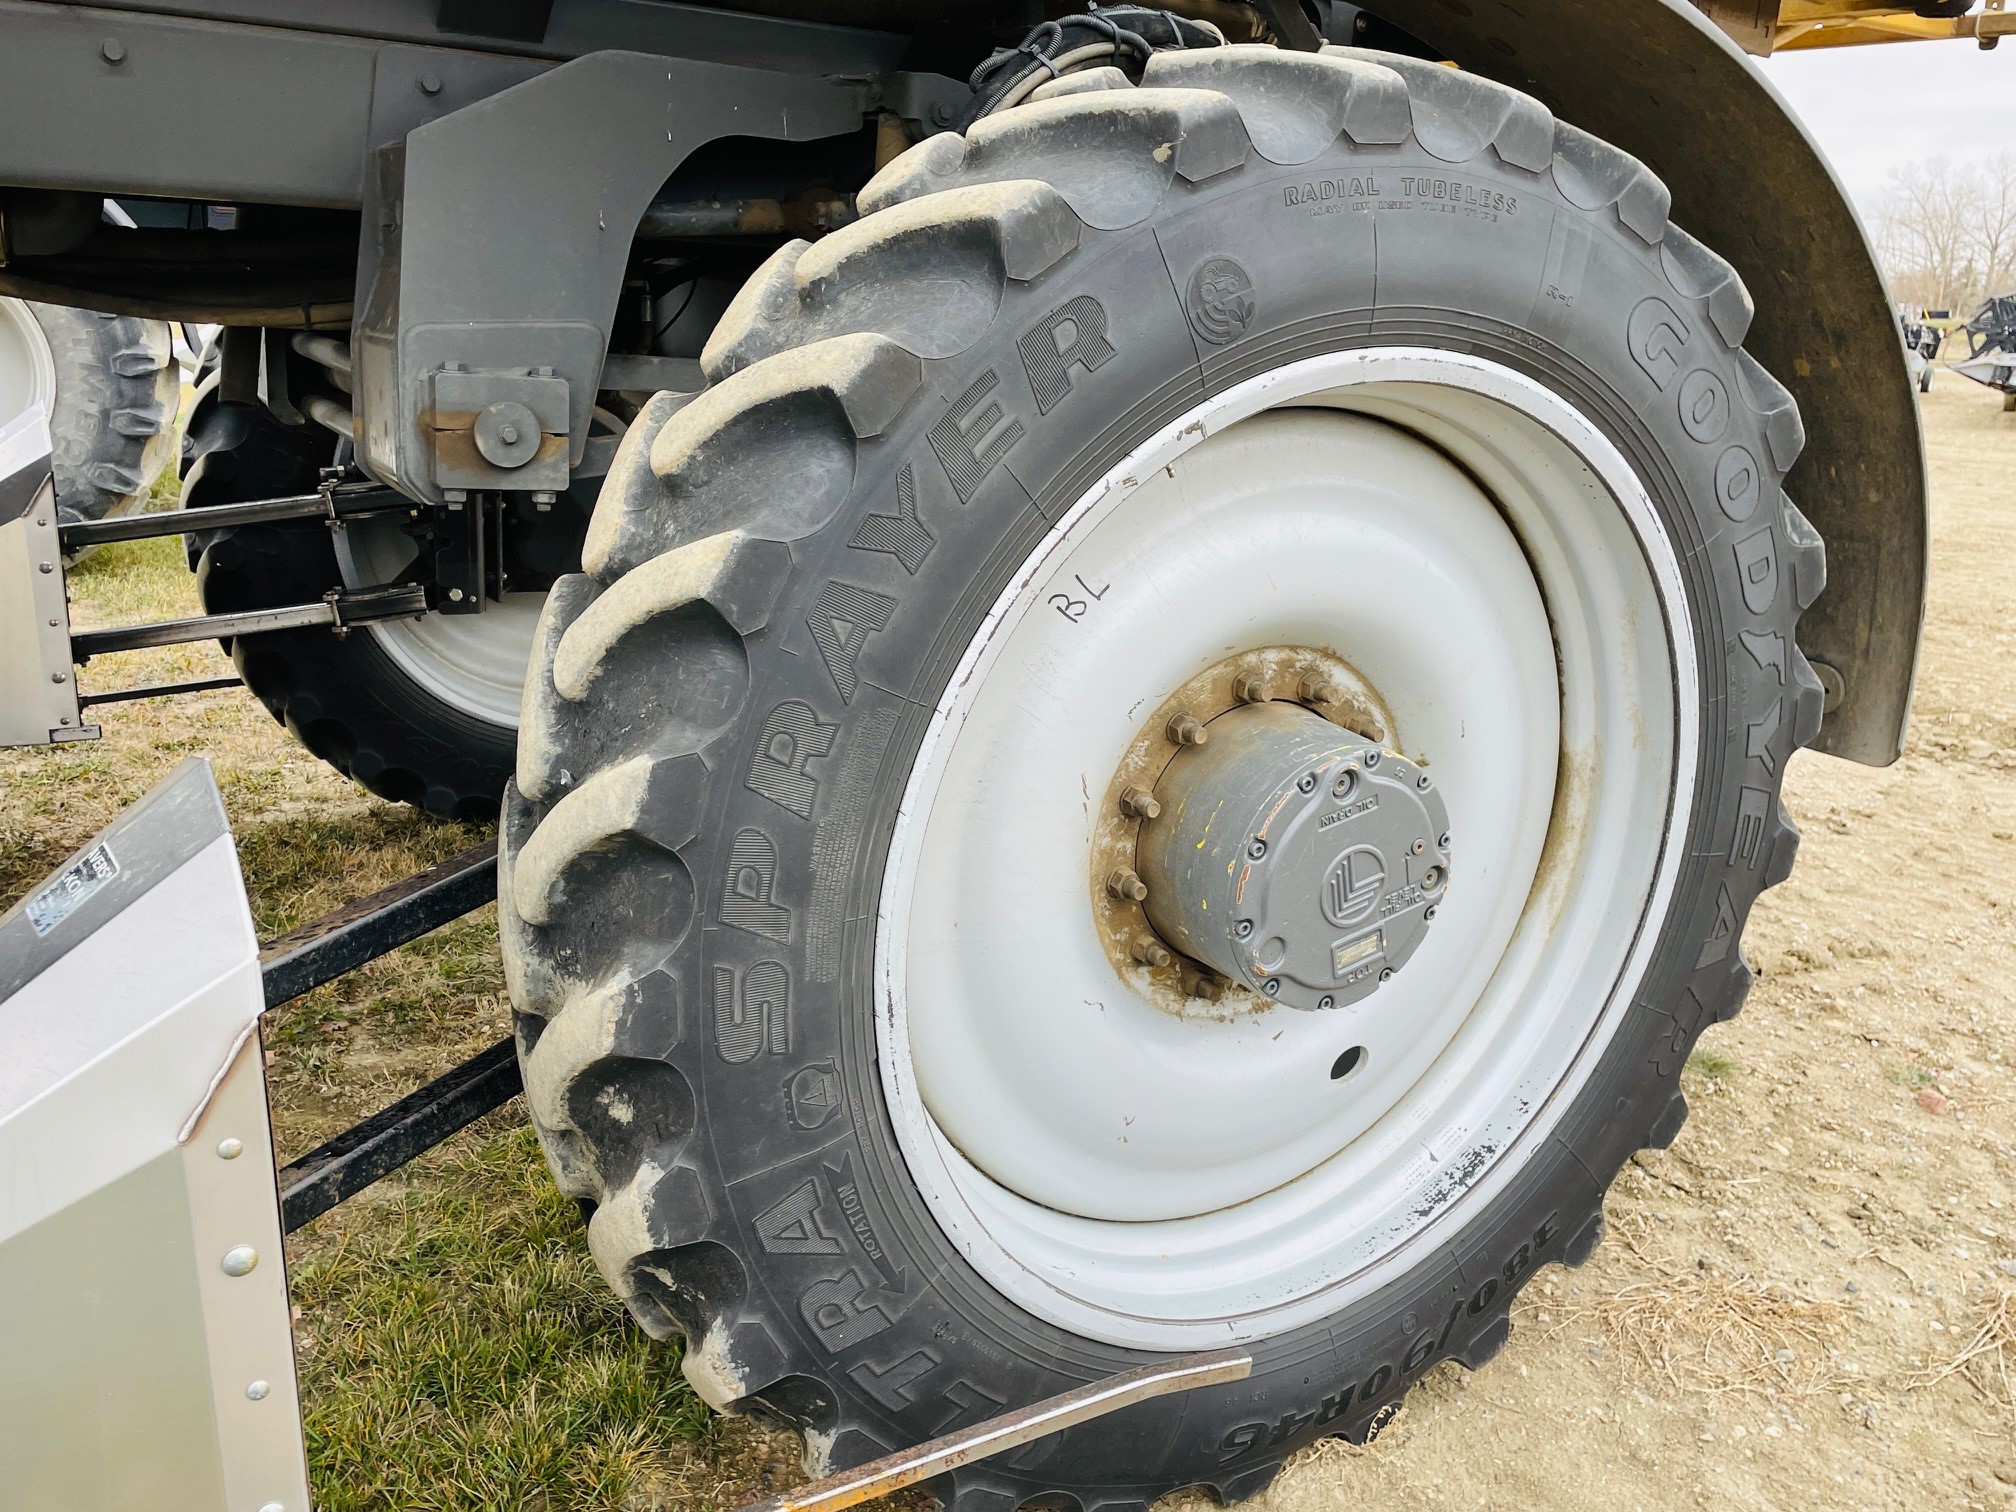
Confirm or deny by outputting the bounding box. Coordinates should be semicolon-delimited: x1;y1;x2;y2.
182;380;519;818
0;298;177;557
500;45;1826;1508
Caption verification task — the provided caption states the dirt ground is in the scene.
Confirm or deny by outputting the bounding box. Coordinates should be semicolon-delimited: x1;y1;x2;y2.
3;379;2012;1510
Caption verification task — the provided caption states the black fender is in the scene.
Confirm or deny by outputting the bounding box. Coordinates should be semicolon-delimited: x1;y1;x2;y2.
1372;0;1924;765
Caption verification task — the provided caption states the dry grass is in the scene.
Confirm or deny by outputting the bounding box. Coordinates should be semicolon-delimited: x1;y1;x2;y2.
1911;1288;2016;1412
1538;1213;1851;1399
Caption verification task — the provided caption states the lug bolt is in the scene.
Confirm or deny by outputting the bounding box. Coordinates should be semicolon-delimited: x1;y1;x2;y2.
1424;905;1439;921
1106;868;1149;902
1416;773;1432;790
1132;938;1173;968
1232;672;1270;704
1410;838;1425;855
1261;978;1282;997
1364;749;1382;769
1298;674;1340;706
1119;785;1161;820
1166;711;1209;746
1379;967;1395;982
1317;994;1336;1010
1296;771;1318;794
1439;832;1451;850
1246;839;1267;860
1235;919;1255;939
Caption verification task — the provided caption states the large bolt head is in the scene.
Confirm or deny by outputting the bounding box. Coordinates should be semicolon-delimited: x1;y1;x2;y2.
473;400;543;469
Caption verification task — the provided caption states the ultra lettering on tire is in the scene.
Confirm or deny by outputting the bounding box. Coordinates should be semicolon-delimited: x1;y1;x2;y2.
500;45;1825;1508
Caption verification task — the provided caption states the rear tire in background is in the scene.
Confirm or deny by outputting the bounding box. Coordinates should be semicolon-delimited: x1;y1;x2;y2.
0;298;178;557
181;380;523;818
500;46;1827;1506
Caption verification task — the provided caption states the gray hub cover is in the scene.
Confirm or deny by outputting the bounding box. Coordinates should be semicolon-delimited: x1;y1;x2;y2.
1137;702;1450;1011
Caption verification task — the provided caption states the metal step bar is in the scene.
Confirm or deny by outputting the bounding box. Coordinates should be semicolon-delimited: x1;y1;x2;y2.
260;840;498;1008
278;1038;521;1233
259;840;512;1231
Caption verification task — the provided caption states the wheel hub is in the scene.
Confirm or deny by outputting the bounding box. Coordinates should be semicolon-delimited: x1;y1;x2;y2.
1136;702;1450;1012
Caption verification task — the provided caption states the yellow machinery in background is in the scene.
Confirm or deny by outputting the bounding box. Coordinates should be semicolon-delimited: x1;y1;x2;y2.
1696;0;2014;51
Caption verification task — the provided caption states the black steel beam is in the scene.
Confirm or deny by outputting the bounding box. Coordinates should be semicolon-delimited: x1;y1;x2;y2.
60;483;409;550
259;839;497;1009
79;675;243;708
278;1035;522;1232
71;582;429;659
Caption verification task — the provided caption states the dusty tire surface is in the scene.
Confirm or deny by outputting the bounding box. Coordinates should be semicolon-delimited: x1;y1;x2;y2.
182;381;517;818
6;299;178;552
500;46;1827;1508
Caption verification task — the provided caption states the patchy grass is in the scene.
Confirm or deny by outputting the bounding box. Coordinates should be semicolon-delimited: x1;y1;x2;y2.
1684;1044;1739;1083
0;463;777;1509
293;1121;782;1512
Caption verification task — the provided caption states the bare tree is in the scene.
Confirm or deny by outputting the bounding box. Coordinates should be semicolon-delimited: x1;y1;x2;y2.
1875;159;1982;314
1974;151;2016;298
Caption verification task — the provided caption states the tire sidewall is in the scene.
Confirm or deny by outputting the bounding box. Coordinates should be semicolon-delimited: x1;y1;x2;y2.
626;138;1805;1488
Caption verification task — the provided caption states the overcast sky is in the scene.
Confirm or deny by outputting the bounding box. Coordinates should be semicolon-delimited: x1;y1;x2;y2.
1759;41;2013;218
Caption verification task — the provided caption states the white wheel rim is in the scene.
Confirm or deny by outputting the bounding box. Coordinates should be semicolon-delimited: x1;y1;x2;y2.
332;515;541;729
875;350;1698;1348
0;298;58;439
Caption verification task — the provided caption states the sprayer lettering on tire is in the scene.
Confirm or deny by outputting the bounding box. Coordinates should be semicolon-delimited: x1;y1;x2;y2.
500;46;1824;1507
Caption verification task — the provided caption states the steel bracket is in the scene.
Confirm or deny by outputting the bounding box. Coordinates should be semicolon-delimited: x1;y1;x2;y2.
352;49;871;504
429;365;571;493
0;407;94;748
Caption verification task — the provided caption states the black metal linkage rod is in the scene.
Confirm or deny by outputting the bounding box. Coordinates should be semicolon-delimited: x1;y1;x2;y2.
59;491;329;550
72;583;429;659
259;839;498;1009
79;675;244;708
278;1036;522;1233
56;483;410;551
